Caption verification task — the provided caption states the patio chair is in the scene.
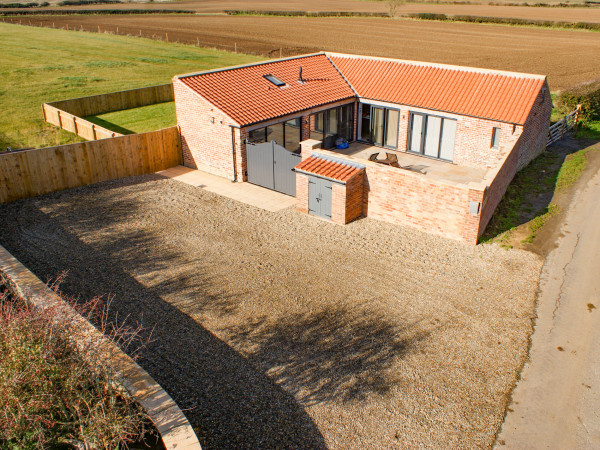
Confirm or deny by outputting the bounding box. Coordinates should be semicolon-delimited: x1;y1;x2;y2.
386;152;400;168
368;152;380;162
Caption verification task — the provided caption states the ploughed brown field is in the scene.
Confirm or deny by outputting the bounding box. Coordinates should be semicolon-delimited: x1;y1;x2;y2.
8;15;600;91
4;0;600;24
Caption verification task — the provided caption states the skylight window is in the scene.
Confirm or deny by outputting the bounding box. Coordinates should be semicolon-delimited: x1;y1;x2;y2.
263;74;286;87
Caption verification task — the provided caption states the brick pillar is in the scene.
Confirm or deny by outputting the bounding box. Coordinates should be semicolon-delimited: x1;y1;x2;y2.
296;173;309;214
300;139;322;160
463;188;485;244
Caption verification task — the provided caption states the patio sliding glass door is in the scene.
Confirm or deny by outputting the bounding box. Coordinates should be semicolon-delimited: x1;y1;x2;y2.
408;112;456;162
359;103;399;149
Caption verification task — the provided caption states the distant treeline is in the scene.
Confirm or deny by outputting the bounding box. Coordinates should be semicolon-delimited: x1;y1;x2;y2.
0;2;49;7
224;10;390;17
0;8;194;14
407;12;600;30
57;0;122;5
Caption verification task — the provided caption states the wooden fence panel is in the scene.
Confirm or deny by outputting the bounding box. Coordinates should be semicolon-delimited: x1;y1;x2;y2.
46;84;173;118
0;127;182;205
42;104;120;141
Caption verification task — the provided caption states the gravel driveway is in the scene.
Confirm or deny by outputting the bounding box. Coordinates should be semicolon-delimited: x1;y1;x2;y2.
0;175;542;449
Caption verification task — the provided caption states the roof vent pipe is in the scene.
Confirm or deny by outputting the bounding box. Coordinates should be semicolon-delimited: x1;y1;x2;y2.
298;67;304;84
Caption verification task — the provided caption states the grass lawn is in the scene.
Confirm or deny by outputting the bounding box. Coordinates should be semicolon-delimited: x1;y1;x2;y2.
85;101;176;135
0;22;261;150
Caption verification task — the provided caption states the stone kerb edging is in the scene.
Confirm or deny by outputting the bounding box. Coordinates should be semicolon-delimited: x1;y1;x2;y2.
0;245;201;450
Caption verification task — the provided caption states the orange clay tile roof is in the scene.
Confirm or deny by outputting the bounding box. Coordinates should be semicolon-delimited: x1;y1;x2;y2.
328;53;546;125
177;54;355;126
295;156;363;183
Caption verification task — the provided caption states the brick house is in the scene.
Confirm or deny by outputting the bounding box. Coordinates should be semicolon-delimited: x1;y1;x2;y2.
173;52;552;244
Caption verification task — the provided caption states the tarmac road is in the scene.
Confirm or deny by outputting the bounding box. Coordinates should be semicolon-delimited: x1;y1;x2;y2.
497;159;600;448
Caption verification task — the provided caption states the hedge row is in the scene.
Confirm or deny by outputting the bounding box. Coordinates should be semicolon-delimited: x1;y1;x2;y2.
0;2;49;7
0;8;194;14
406;13;600;31
490;1;600;7
224;10;390;17
57;0;122;5
557;80;600;122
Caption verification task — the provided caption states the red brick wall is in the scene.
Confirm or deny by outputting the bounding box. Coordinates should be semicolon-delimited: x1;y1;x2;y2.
453;118;517;168
478;137;520;237
344;172;364;224
173;77;239;179
362;162;479;242
298;140;485;244
515;80;553;171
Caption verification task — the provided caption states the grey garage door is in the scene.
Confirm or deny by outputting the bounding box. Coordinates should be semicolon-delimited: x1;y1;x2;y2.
247;141;300;196
308;176;332;220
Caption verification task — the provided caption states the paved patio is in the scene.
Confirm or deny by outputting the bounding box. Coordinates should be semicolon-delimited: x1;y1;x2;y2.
158;166;296;212
330;142;488;185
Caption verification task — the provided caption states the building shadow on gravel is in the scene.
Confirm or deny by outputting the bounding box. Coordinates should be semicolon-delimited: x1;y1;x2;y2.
223;309;432;406
0;175;430;447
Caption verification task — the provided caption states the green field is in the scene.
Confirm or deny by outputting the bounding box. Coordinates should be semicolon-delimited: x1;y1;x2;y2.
0;22;260;150
85;101;176;135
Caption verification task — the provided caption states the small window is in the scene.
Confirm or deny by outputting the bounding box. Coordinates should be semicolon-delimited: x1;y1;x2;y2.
263;74;285;87
491;127;501;149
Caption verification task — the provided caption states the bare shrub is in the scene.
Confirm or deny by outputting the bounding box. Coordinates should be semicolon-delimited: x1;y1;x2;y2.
0;275;153;449
387;0;405;17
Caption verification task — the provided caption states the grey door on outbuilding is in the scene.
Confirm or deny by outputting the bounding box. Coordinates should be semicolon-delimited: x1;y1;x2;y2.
308;176;332;220
246;141;300;196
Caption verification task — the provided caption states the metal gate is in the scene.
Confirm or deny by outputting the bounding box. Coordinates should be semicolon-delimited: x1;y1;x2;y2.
246;141;301;196
308;176;332;220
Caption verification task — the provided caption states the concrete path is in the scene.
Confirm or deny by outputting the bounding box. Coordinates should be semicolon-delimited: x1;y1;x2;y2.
157;166;296;212
497;166;600;448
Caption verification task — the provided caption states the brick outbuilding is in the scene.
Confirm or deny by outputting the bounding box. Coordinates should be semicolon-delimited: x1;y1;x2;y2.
172;52;552;244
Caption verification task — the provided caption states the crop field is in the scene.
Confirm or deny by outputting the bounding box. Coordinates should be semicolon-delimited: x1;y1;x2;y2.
3;0;600;22
0;22;260;150
7;15;600;91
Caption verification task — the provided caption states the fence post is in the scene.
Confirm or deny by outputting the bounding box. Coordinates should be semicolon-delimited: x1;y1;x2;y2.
73;116;78;136
57;110;63;129
92;124;97;140
574;104;581;129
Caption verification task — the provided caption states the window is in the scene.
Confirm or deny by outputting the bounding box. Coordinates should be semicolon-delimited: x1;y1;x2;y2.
310;104;354;149
248;128;266;144
491;127;501;149
267;123;284;147
408;112;457;162
248;118;301;153
263;74;285;87
358;103;400;149
310;112;325;142
284;118;301;152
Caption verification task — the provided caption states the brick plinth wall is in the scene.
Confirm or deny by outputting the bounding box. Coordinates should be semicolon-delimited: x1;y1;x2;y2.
299;141;484;243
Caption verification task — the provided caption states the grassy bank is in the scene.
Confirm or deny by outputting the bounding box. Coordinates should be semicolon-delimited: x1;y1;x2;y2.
0;22;260;150
481;143;599;247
